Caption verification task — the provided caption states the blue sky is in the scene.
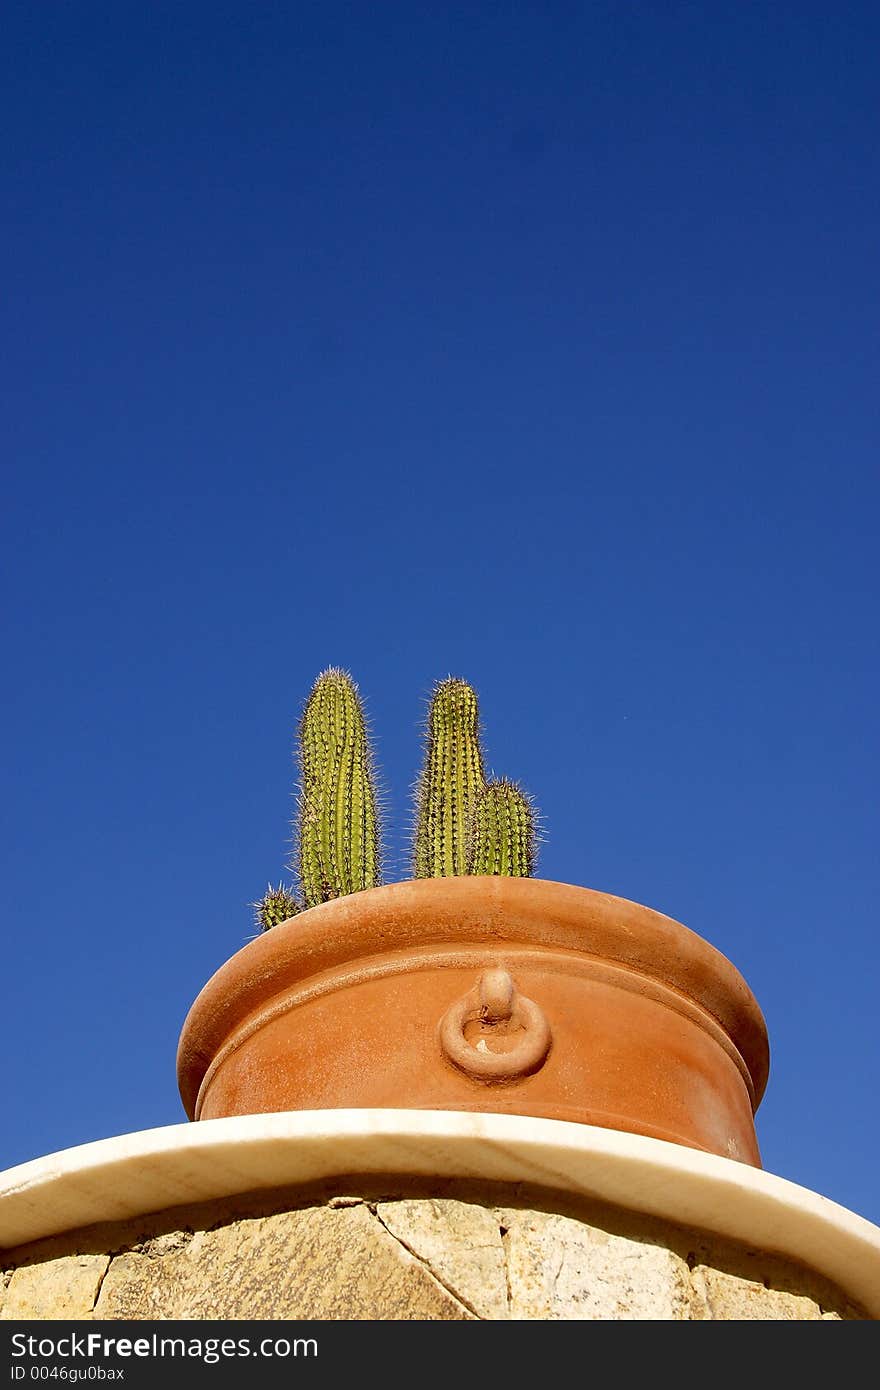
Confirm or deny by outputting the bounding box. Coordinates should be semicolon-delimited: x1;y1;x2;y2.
2;3;878;1229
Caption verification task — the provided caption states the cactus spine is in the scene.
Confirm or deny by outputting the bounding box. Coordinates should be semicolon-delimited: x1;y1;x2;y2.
413;677;486;877
467;778;536;877
252;882;300;933
295;667;380;908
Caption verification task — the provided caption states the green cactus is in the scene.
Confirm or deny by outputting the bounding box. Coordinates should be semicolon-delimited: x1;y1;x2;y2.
467;778;536;877
252;882;300;933
294;667;381;908
413;676;487;878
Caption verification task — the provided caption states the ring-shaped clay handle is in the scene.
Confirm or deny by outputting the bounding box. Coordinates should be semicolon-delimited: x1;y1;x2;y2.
439;969;552;1081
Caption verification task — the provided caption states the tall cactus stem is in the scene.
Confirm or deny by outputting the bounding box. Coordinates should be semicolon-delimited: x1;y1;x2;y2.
413;677;487;877
294;667;381;908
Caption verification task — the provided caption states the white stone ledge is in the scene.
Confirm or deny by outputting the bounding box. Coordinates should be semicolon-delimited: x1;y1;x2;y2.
2;1110;878;1317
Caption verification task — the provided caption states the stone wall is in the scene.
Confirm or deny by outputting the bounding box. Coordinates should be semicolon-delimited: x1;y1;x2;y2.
1;1180;867;1321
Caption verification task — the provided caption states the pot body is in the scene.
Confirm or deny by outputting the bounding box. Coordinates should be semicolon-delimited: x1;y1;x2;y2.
177;878;770;1166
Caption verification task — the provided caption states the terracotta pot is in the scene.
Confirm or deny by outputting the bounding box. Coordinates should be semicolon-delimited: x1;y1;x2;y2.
176;877;770;1167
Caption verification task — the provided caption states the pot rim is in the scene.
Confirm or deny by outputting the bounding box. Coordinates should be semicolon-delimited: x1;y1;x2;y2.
177;876;770;1120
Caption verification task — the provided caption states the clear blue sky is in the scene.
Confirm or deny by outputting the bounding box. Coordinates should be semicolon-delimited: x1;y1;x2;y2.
3;3;878;1228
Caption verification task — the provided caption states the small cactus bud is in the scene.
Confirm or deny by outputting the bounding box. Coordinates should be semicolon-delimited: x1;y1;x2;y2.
252;882;300;933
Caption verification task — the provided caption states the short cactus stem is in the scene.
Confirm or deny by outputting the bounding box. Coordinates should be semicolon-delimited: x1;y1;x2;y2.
252;883;300;933
295;667;381;908
467;778;536;877
413;677;486;878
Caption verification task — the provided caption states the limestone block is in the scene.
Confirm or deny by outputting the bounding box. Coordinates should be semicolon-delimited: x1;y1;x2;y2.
2;1196;862;1321
1;1254;109;1321
93;1203;470;1320
376;1198;508;1318
690;1266;832;1320
499;1209;692;1320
